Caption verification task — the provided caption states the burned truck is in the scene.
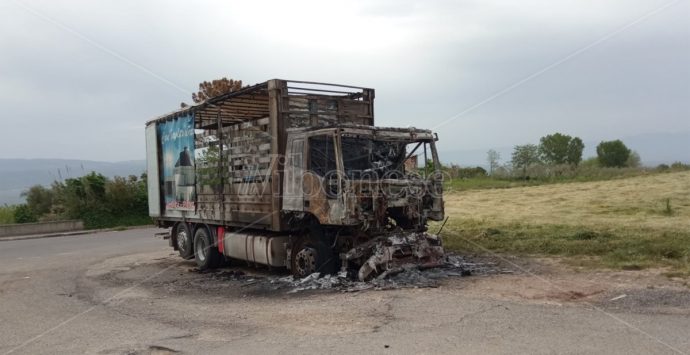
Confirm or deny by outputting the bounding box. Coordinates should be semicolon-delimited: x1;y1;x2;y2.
145;79;445;280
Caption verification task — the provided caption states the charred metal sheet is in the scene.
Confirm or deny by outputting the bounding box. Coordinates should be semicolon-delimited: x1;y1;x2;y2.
343;232;445;281
302;172;331;223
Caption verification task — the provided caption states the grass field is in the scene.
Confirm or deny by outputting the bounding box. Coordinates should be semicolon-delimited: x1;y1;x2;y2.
442;166;667;192
440;171;690;275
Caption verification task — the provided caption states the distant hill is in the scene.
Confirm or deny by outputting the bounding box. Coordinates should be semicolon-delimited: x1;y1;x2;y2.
440;132;690;168
0;159;146;205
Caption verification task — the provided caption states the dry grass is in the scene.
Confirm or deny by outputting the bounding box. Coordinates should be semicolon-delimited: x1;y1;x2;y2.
441;171;690;273
445;171;690;231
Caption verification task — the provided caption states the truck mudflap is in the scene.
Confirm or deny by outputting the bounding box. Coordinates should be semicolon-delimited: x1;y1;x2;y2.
342;232;445;281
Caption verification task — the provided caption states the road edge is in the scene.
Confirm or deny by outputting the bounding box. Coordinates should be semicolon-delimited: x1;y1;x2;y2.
0;225;155;242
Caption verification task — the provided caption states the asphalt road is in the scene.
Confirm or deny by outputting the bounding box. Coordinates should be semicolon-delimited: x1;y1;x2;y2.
1;228;689;354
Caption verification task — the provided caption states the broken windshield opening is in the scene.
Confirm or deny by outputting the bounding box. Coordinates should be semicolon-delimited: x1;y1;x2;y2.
341;136;417;179
308;135;337;176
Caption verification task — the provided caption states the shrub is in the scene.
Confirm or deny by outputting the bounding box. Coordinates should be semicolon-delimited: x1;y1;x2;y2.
0;205;16;224
626;151;641;168
19;172;150;228
670;162;690;171
14;204;37;223
22;185;54;217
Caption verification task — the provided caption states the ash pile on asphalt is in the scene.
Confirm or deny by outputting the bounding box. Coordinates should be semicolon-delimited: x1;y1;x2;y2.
267;254;508;293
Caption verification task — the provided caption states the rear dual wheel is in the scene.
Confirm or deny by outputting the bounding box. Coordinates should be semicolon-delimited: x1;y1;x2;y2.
194;227;222;270
175;223;194;260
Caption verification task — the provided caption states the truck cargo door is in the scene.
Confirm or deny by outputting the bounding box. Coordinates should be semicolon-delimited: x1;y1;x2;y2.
145;123;161;217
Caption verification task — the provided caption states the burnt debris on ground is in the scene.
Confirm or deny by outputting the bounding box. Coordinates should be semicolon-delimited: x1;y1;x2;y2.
96;252;511;297
343;231;447;282
195;253;510;294
276;254;509;293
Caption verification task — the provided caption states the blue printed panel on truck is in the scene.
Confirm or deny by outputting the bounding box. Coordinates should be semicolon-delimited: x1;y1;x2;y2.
158;114;196;211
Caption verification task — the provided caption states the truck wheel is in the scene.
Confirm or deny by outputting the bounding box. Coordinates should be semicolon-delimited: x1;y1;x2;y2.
194;227;220;270
175;223;193;259
291;227;336;278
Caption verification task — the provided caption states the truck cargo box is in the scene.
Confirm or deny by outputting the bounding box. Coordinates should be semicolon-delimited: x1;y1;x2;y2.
145;79;375;231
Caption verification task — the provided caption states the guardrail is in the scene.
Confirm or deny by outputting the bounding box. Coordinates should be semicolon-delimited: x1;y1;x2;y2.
0;220;84;238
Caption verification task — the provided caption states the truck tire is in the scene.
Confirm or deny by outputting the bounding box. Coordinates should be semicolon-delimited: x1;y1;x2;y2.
194;227;221;270
291;226;336;278
175;223;193;260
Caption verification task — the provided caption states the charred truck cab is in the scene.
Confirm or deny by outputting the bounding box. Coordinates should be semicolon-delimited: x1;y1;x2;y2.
145;79;445;280
283;125;444;230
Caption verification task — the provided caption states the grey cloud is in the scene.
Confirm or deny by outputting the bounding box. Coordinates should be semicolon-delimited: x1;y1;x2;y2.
0;0;687;163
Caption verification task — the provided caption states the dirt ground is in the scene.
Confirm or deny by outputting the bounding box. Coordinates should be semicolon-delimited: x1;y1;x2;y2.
89;251;690;313
81;251;690;353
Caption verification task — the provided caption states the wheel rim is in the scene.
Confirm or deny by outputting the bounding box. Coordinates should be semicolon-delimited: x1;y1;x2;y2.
294;247;317;277
196;236;207;262
177;229;189;252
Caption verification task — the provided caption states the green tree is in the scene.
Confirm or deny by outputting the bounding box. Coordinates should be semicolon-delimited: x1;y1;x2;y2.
55;172;108;221
539;133;570;165
596;140;631;167
511;144;540;178
567;137;584;166
14;204;37;223
539;133;584;165
22;185;54;218
106;176;140;215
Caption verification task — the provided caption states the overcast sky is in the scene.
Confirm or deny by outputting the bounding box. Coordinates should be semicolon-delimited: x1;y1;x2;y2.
0;0;688;162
